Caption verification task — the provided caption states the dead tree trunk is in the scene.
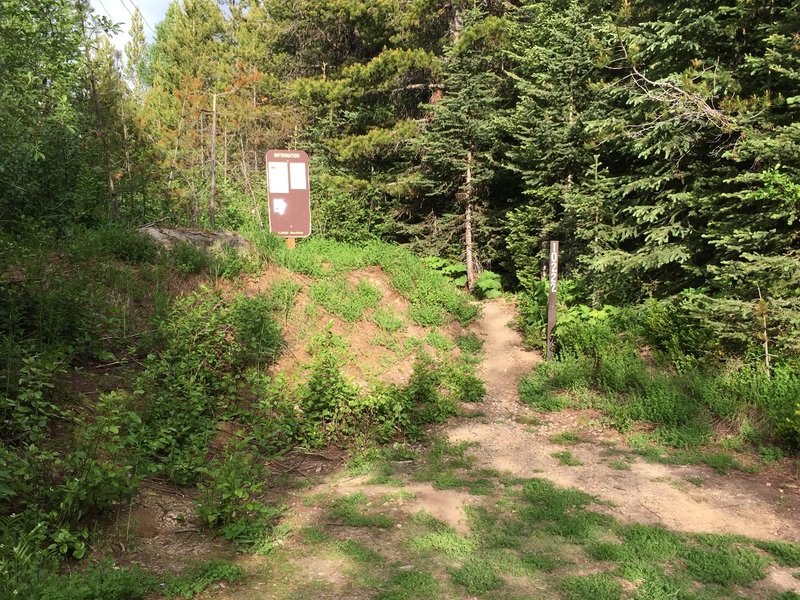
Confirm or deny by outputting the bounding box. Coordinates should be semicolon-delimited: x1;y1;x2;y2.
85;33;118;220
240;138;263;229
209;92;218;228
464;150;475;292
120;100;134;216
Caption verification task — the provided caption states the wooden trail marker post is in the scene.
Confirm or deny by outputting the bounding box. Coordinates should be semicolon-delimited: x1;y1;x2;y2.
266;149;311;249
546;240;559;360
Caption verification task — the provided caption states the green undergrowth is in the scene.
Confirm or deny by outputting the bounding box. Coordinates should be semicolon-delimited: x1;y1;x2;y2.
262;328;484;450
309;278;382;322
1;226;485;599
518;297;800;461
257;237;480;326
1;557;245;600
287;438;800;599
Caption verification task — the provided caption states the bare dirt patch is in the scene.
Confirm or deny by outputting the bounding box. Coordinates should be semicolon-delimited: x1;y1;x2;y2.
106;482;233;574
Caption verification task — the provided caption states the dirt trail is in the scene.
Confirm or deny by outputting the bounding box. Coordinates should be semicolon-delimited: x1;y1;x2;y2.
448;298;800;542
193;297;800;600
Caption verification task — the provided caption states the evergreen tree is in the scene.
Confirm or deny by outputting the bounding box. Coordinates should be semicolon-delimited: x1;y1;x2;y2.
416;9;515;287
124;8;147;102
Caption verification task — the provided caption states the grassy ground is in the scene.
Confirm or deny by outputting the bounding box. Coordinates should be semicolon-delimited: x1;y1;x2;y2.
213;438;800;600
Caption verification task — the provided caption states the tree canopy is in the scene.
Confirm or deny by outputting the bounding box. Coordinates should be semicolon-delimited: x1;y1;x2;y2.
1;0;799;358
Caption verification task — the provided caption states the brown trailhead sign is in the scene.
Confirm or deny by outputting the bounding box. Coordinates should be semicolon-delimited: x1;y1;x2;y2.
266;149;311;237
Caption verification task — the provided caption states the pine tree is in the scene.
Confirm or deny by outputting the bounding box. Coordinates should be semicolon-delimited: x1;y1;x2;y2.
124;8;147;102
416;9;514;288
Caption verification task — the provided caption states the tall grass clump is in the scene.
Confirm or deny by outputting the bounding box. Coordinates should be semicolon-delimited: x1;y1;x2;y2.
518;287;800;449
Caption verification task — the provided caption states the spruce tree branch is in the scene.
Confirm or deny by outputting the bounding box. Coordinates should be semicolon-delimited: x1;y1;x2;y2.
390;83;446;92
626;64;738;132
615;37;740;134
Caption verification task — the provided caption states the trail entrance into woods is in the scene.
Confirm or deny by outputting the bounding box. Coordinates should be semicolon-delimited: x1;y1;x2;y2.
130;299;800;599
451;300;800;542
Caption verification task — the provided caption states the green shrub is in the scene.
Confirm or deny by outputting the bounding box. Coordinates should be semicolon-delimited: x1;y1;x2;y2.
134;291;264;484
59;392;142;525
251;373;302;454
300;332;415;445
750;366;800;446
405;353;457;425
196;438;269;541
408;303;446;327
170;242;209;274
445;365;486;403
210;246;261;279
475;270;503;299
230;295;284;367
300;337;361;446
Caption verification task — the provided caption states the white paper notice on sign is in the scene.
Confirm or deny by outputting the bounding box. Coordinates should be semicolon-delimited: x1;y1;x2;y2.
268;162;289;194
289;162;307;190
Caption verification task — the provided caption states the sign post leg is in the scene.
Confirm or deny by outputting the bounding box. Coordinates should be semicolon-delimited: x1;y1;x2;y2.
546;240;559;360
286;237;296;250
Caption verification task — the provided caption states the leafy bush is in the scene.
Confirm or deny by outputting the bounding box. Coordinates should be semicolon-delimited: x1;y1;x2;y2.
405;353;458;425
230;295;283;367
196;437;270;541
135;290;283;484
300;334;361;446
210;246;261;279
475;270;502;299
170;242;209;274
58;392;142;526
445;365;486;403
250;373;302;454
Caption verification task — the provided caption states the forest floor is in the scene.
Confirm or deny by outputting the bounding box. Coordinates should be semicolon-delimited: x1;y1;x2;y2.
125;298;800;599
